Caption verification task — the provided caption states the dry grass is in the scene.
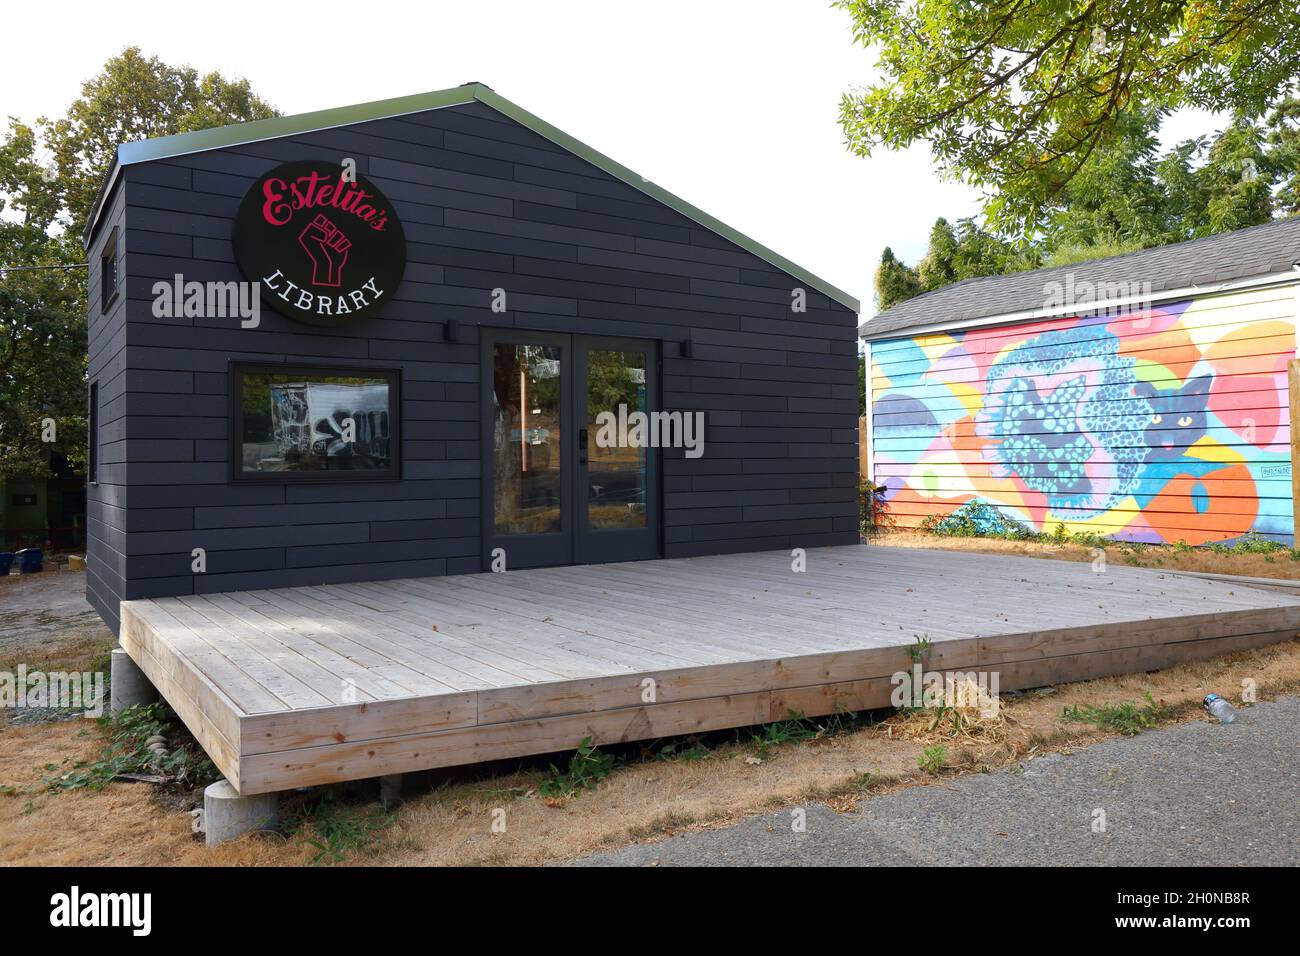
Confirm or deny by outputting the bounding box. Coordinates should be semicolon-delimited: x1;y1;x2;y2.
5;628;1298;867
873;529;1300;581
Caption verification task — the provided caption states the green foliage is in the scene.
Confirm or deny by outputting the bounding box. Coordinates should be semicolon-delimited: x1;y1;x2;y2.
875;101;1300;313
857;351;867;416
920;501;1035;540
874;218;1039;311
1061;692;1172;736
537;737;617;798
0;47;276;480
285;790;392;866
917;745;947;774
836;0;1300;234
652;739;710;762
1;46;277;237
43;702;218;792
1207;533;1289;556
907;634;930;666
0;262;87;479
874;246;924;312
859;477;891;533
750;709;858;759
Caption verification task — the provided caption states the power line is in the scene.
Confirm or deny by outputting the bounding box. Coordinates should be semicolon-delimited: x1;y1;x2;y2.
0;263;88;272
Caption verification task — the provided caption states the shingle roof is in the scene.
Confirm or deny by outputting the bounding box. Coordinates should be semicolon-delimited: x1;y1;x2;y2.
860;215;1300;340
83;83;858;313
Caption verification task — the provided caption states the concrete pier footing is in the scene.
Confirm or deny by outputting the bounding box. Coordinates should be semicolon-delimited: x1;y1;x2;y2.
109;647;157;714
201;781;279;847
379;774;404;810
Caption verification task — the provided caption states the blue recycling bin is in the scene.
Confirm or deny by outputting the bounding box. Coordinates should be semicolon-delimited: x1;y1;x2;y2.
0;552;12;576
14;548;42;573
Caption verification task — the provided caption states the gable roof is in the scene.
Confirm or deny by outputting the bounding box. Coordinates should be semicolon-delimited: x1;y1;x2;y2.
860;215;1300;340
83;82;858;313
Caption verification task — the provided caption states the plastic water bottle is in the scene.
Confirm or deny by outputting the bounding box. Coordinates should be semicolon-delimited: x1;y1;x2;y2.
1203;694;1237;724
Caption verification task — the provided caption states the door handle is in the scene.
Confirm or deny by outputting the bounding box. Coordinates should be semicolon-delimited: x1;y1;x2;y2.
579;428;588;465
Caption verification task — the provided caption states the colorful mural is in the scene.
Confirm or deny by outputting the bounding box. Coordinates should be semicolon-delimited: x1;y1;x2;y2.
869;287;1299;544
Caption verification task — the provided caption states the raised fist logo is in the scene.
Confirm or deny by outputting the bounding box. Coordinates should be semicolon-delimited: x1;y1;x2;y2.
298;214;351;287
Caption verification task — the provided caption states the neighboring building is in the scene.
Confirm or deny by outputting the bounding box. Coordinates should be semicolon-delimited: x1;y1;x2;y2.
82;83;860;634
1;453;86;553
861;218;1300;545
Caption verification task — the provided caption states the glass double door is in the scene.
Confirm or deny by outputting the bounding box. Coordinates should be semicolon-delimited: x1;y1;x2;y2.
482;330;660;569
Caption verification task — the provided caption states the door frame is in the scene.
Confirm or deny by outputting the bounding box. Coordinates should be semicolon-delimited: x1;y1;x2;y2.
573;334;661;565
480;328;576;570
479;328;662;571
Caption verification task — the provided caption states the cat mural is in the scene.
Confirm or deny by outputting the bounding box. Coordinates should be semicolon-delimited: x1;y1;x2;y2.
1136;374;1212;461
978;327;1235;527
977;327;1153;518
1130;374;1220;515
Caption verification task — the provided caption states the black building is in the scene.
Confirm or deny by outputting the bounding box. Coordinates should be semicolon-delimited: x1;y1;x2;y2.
83;83;860;635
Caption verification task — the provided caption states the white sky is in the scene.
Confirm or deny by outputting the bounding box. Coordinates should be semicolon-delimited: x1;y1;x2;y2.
0;0;1221;316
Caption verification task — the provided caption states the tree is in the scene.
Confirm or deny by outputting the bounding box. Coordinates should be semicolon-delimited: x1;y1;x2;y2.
1039;108;1168;251
874;246;924;311
1268;98;1300;216
3;46;277;238
836;0;1300;233
0;230;87;479
0;48;277;480
874;217;1038;312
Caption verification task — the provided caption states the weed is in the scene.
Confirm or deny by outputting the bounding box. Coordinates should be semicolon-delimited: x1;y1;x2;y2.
860;477;893;534
921;502;1034;540
917;505;1290;559
43;702;217;792
918;745;948;774
1060;691;1171;736
652;738;710;762
537;737;617;798
749;709;856;758
908;634;931;665
751;712;818;758
286;790;392;865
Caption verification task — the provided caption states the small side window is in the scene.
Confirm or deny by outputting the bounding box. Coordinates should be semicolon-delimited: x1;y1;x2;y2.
88;380;99;484
100;228;119;312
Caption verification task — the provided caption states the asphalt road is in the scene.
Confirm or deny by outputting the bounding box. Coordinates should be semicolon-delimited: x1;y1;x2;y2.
574;695;1300;867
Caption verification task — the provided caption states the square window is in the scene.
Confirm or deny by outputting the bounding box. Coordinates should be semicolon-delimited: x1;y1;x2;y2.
232;364;401;482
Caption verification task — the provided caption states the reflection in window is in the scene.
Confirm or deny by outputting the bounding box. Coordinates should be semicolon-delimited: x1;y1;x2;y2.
587;349;647;530
492;344;562;535
237;368;396;476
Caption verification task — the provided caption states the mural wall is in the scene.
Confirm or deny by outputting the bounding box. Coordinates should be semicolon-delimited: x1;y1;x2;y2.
870;286;1299;544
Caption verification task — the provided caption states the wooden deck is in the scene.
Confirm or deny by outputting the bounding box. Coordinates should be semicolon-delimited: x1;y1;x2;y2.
118;545;1300;795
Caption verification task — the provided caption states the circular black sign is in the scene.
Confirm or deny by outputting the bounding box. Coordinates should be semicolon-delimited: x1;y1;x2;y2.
233;160;406;327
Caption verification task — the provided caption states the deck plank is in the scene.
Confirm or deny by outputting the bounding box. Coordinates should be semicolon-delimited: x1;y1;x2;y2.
115;544;1300;794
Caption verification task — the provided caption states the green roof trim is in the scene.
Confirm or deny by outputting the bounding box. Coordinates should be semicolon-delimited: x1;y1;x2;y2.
85;83;859;313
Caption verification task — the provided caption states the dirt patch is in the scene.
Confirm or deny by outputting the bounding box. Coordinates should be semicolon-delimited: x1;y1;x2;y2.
0;572;111;674
5;635;1296;867
870;529;1300;581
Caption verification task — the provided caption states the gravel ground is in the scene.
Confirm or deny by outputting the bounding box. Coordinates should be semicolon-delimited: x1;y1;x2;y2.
1;571;107;725
574;695;1300;867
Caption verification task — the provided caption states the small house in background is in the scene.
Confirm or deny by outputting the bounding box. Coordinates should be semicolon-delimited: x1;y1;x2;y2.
1;452;86;553
860;218;1300;545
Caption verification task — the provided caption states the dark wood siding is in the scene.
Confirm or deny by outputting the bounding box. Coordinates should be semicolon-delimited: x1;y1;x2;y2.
85;178;129;632
86;100;858;630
